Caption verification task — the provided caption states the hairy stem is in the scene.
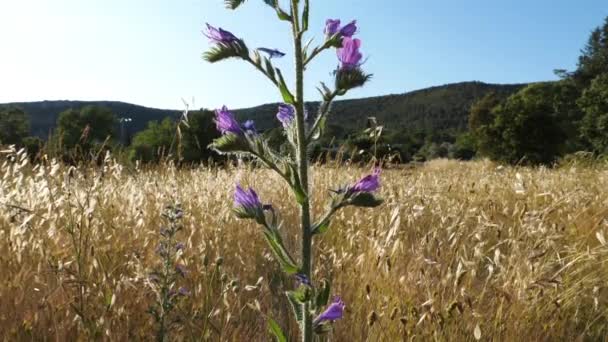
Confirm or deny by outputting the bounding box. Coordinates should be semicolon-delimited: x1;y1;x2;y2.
291;1;313;341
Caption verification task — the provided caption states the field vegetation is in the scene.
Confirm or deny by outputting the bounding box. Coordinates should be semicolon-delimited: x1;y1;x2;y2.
2;148;608;340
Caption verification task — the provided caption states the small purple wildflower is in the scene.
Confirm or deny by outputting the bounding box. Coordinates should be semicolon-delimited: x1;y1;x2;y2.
337;37;363;70
257;48;286;59
234;185;263;211
215;106;243;135
314;296;345;324
276;104;295;127
339;20;357;37
295;273;311;287
178;287;191;297
324;19;341;37
242;120;257;134
175;264;188;277
350;168;381;193
175;242;185;251
325;19;357;38
203;23;238;44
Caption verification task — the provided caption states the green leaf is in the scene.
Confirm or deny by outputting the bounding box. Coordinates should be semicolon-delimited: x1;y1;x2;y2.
311;220;330;235
267;317;287;342
335;67;373;93
263;230;299;275
314;322;333;335
311;115;326;141
224;0;247;9
289;286;311;304
208;133;249;154
264;58;276;83
275;8;292;21
276;68;295;104
286;291;304;324
302;0;310;31
287;163;307;204
349;192;384;208
315;279;331;309
203;40;249;63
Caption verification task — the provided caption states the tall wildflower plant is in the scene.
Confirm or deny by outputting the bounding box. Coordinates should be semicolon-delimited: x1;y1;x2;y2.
203;1;380;340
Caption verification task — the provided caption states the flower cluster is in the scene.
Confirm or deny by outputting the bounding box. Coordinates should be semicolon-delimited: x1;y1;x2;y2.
147;204;190;341
203;6;379;339
214;106;257;136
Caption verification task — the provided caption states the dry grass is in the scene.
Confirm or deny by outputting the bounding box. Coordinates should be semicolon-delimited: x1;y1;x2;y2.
2;150;608;341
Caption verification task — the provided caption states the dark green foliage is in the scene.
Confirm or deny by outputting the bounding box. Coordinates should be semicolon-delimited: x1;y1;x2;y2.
578;73;608;154
0;106;30;145
129;118;176;163
574;17;608;87
56;105;116;151
477;83;567;165
468;92;502;156
180;110;221;162
130;110;220;163
449;133;477;160
22;136;43;160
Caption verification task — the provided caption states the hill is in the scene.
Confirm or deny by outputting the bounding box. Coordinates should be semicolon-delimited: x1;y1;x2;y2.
2;81;527;139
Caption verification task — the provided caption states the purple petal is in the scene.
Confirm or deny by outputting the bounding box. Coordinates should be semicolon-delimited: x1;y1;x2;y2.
314;296;345;324
339;20;357;37
214;106;243;135
325;19;341;37
203;23;238;44
234;185;263;210
242;120;257;134
337;37;363;70
350;168;381;193
276;104;296;127
258;47;286;59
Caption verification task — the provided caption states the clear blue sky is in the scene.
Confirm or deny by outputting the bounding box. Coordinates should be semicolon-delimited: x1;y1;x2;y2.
0;0;606;110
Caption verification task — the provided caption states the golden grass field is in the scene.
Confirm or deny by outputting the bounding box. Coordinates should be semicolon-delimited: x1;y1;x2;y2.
2;149;608;341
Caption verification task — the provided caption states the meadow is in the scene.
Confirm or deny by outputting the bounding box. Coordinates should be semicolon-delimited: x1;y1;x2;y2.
1;148;608;341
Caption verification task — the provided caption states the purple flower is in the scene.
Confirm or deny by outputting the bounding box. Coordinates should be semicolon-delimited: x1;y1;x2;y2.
175;242;186;251
215;106;243;135
350;168;381;193
325;19;357;38
242;120;257;134
203;23;238;44
339;20;357;37
178;287;191;297
234;185;263;211
295;273;311;286
325;19;341;37
314;296;345;324
337;37;363;70
175;264;188;277
258;48;286;59
276;104;295;127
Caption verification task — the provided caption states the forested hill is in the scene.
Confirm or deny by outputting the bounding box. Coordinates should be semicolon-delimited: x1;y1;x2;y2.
237;81;526;134
3;81;526;138
2;100;182;138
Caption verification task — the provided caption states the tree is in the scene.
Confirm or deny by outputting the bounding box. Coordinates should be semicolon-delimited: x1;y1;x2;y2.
578;73;608;154
0;106;30;145
574;17;608;87
478;83;567;165
129;109;220;163
56;106;116;151
180;110;221;163
129;118;176;163
468;92;502;156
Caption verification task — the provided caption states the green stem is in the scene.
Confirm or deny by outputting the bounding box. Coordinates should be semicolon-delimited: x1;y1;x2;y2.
291;1;313;341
